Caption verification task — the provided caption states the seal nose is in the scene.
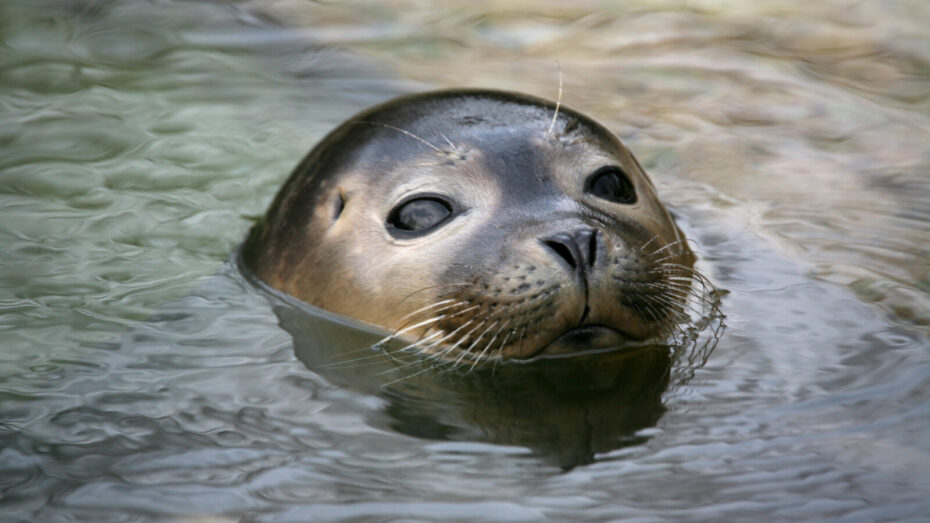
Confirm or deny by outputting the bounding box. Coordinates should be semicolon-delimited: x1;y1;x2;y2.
541;228;598;273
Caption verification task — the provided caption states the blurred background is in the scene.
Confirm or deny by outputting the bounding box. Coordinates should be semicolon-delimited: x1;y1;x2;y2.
1;0;929;520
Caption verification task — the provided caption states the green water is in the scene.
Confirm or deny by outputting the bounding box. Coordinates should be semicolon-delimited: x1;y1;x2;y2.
2;0;929;520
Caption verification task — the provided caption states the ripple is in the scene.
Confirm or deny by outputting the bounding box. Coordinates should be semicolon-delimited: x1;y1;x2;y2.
1;0;929;520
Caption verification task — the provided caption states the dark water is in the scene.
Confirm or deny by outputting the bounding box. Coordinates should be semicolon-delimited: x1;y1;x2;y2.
2;0;929;521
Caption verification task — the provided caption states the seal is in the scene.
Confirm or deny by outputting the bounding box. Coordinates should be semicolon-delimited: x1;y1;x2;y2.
242;89;704;363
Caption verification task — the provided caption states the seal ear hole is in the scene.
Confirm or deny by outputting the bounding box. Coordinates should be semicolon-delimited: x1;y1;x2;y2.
585;166;637;204
386;195;454;236
332;192;345;221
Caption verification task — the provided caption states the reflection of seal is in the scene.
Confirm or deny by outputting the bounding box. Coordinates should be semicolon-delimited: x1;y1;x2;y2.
243;89;704;362
272;291;671;468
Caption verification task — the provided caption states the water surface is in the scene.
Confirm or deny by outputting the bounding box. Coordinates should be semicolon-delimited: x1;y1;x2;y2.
1;0;929;520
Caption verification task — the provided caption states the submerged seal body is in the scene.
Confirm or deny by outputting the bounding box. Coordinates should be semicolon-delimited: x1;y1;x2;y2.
243;89;700;362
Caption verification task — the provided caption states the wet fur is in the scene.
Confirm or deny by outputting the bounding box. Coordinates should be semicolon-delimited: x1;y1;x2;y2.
244;89;712;363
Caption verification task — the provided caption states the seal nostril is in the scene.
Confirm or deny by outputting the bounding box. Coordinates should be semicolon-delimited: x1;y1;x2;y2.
588;232;597;267
575;228;597;269
542;228;598;272
543;236;578;271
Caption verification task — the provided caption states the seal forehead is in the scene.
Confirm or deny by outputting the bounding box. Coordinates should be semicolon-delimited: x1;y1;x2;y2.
334;91;625;203
352;90;616;151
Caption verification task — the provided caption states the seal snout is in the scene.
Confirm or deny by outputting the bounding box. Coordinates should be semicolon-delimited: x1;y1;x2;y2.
541;228;598;274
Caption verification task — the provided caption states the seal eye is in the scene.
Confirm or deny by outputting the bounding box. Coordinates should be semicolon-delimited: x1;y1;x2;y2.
586;166;637;204
387;196;453;235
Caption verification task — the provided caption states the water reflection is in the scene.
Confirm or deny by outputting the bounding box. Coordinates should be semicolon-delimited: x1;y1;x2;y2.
265;270;721;469
3;0;930;519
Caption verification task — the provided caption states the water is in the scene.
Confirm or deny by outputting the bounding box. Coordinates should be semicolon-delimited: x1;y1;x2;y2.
1;0;929;520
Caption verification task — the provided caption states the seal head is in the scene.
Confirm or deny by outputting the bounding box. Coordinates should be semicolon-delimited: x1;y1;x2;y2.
243;89;696;361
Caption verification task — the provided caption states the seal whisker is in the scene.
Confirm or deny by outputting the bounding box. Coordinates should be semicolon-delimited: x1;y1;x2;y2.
546;63;564;138
649;243;691;263
638;296;672;324
394;299;460;325
638;280;690;299
647;280;695;299
319;349;389;369
356;120;464;160
385;302;482;346
515;324;529;356
377;314;449;346
649;238;688;258
663;276;703;286
318;336;407;368
416;318;480;360
445;317;500;367
395;282;470;308
468;319;512;370
651;252;687;265
452;320;500;366
660;264;714;290
654;261;705;277
639;234;661;253
481;324;514;371
395;330;446;355
651;275;714;307
629;301;659;329
431;317;489;361
379;361;444;388
439;132;459;152
646;290;703;322
631;283;690;324
643;276;693;290
640;277;706;303
644;277;720;321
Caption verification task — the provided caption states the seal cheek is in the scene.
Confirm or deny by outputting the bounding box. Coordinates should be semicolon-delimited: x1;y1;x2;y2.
593;234;694;339
431;241;590;359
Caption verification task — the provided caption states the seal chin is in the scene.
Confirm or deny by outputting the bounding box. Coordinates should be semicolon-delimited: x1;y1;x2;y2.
536;324;637;357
